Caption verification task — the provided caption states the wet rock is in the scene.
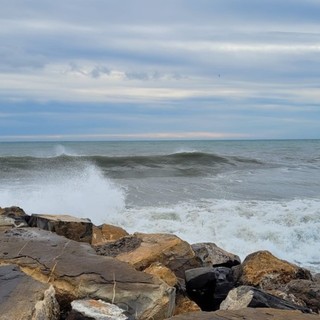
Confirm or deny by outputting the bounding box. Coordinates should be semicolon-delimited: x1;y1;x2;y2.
0;206;29;229
28;214;93;243
285;279;320;313
66;299;130;320
97;233;200;279
192;242;241;268
167;308;320;320
220;285;311;313
0;264;59;320
0;228;175;320
239;251;312;290
185;266;235;311
92;224;129;245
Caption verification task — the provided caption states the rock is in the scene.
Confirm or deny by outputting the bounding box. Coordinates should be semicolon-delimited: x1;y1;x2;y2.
0;228;175;320
92;224;129;245
220;285;311;313
167;308;320;320
313;273;320;283
144;262;178;287
285;279;320;313
28;214;93;243
173;295;201;316
192;242;241;268
66;299;130;320
95;233;200;279
239;251;312;290
0;264;59;320
0;206;29;229
185;266;235;311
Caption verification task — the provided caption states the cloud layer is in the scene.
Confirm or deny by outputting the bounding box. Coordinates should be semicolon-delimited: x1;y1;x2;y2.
1;0;320;140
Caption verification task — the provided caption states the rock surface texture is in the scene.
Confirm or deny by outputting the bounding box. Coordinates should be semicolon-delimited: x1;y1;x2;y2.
92;223;129;245
28;214;93;243
239;251;312;290
95;233;200;279
220;285;311;313
66;299;130;320
0;264;59;320
192;242;241;268
0;228;175;320
0;206;29;229
167;308;320;320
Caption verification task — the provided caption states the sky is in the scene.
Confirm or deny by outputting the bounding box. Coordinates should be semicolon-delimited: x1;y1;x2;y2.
0;0;320;141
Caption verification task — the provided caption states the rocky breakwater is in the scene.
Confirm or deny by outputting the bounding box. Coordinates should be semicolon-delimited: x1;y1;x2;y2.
1;205;320;320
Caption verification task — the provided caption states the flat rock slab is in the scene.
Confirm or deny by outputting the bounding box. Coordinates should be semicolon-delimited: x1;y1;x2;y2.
168;308;320;320
0;264;59;320
0;228;175;320
28;213;93;243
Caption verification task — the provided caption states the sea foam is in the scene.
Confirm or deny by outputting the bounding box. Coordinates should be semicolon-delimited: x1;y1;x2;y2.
0;164;125;224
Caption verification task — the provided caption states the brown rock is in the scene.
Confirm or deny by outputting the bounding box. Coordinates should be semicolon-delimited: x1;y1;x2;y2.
173;294;201;316
239;251;312;290
144;262;178;287
0;206;29;230
96;233;200;279
192;242;241;268
0;264;59;320
0;228;175;320
91;224;129;245
28;213;93;243
167;308;320;320
285;279;320;313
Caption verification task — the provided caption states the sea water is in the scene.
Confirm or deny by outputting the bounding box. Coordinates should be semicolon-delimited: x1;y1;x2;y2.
0;140;320;271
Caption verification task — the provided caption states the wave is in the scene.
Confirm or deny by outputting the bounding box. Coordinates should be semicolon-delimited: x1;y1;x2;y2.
0;152;265;178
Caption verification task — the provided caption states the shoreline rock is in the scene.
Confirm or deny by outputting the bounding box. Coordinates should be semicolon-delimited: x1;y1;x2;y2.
0;207;319;319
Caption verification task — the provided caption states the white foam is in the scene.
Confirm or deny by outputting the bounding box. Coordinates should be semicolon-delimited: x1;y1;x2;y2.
120;198;320;272
0;164;125;225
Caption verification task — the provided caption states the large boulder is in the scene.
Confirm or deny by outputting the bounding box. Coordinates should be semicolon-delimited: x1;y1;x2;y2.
0;206;29;229
95;233;200;279
191;243;241;268
185;266;235;311
28;214;93;243
284;279;320;313
239;251;312;290
220;285;311;313
0;228;175;320
0;264;59;320
92;224;129;245
167;308;320;320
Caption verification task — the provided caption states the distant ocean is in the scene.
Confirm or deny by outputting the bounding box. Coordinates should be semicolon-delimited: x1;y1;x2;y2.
1;140;320;272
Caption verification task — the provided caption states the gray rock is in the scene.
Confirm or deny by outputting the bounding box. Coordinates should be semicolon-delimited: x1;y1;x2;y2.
220;285;311;313
0;228;175;320
285;279;320;313
67;300;130;320
192;243;241;268
0;264;59;320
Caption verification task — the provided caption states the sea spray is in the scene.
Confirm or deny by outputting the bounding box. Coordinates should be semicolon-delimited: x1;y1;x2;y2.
0;164;125;225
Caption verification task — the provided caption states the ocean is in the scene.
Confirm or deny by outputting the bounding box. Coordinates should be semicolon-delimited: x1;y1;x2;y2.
0;140;320;272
